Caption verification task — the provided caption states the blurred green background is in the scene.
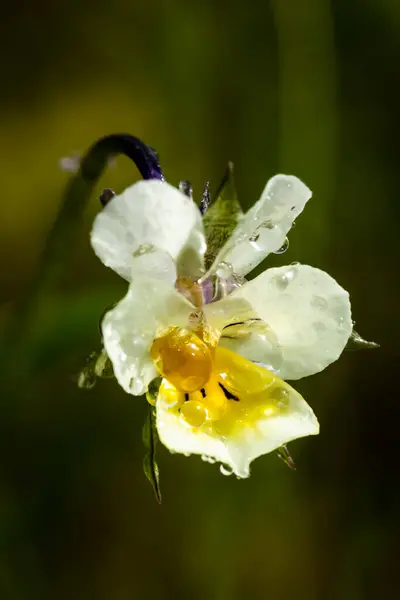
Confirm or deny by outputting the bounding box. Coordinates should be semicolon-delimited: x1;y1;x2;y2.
1;0;399;598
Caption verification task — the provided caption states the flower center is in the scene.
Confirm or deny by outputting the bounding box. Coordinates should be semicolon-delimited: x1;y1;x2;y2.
152;326;292;431
158;347;291;431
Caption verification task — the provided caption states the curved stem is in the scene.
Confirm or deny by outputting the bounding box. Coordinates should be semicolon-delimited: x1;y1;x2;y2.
39;134;164;284
80;134;164;182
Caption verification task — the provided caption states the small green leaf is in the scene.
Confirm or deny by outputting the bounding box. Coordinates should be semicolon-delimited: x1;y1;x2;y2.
276;445;296;470
345;329;379;351
203;163;243;269
142;404;162;504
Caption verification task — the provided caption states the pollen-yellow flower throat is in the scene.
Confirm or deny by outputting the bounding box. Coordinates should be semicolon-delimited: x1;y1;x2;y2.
150;319;293;433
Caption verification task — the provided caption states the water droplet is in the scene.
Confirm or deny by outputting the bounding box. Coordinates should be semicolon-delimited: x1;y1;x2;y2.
274;269;296;291
273;237;289;254
151;328;213;393
201;454;216;464
146;377;162;405
180;400;208;427
183;452;191;457
286;268;296;281
220;319;283;375
133;243;155;257
216;262;233;278
269;387;290;408
129;376;143;394
274;267;296;291
220;464;234;476
274;275;289;291
311;296;328;310
290;261;300;266
313;321;327;333
261;219;275;230
250;220;275;243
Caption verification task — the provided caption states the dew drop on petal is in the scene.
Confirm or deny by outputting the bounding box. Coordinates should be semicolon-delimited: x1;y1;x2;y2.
274;275;289;291
180;400;208;427
201;454;216;464
151;328;213;393
313;321;327;333
220;464;234;476
273;237;289;254
216;262;234;279
269;386;290;409
133;243;156;257
273;266;297;291
220;319;283;375
311;295;328;310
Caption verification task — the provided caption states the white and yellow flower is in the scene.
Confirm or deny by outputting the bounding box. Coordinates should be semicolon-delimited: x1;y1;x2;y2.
91;176;352;478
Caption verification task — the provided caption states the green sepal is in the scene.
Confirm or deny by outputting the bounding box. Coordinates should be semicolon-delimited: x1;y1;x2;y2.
345;329;379;351
203;163;243;269
142;403;162;504
276;445;296;470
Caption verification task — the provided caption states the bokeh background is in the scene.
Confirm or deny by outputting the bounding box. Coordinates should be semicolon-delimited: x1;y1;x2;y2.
1;1;399;598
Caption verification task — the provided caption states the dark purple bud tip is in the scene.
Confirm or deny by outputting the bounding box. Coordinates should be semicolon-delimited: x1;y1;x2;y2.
81;134;165;182
99;188;116;207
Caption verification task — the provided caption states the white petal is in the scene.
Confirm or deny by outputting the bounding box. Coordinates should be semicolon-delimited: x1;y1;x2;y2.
102;251;194;395
91;180;206;280
156;372;319;479
207;175;311;277
232;264;352;380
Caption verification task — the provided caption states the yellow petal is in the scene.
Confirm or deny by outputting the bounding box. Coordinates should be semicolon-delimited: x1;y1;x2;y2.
156;347;319;478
